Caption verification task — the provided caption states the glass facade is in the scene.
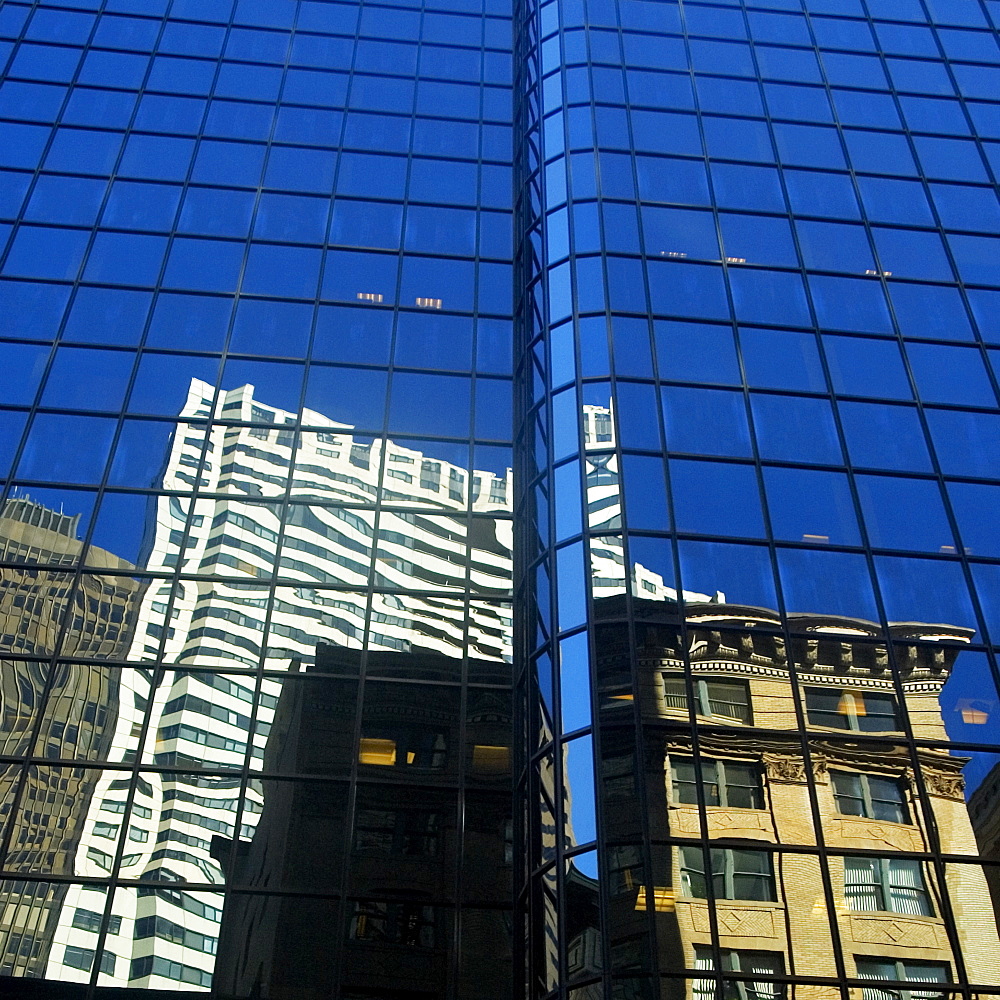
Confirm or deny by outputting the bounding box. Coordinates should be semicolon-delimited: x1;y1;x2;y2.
0;0;514;995
512;1;1000;1000
0;1;998;999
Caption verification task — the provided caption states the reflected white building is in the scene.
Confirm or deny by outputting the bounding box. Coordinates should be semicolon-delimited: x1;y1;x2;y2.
44;378;515;991
583;403;720;606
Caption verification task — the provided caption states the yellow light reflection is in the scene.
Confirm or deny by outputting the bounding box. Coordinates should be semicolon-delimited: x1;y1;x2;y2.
358;737;396;766
473;745;511;773
838;692;865;716
635;887;675;912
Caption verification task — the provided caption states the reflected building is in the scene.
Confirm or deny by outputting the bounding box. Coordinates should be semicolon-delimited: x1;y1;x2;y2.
1;380;514;994
528;397;1000;1000
211;643;512;1000
592;597;1000;998
969;761;1000;930
524;582;1000;999
0;495;141;978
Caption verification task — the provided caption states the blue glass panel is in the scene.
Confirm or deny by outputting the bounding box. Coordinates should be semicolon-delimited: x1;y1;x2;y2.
925;408;1000;484
229;300;313;359
808;275;893;334
0;342;51;406
655;321;741;386
146;292;232;352
17;413;117;484
823;335;912;400
678;539;777;610
312;305;393;366
62;287;151;346
905;342;997;407
765;466;861;546
3;225;89;280
740;328;825;391
25;175;106;227
856;475;954;553
751;394;842;465
778;548;878;620
103;181;183;233
662;386;751;458
671;459;765;539
889;283;974;342
728;268;811;327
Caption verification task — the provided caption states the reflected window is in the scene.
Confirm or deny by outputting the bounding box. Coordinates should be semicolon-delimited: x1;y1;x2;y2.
671;757;763;809
855;958;949;1000
64;946;116;974
354;808;440;856
664;674;753;724
805;688;899;733
358;728;447;769
694;947;785;1000
472;744;511;774
679;847;775;901
134;915;217;956
602;751;637;799
129;955;212;988
72;910;121;934
349;901;437;948
844;857;932;916
831;771;909;825
609;844;642;895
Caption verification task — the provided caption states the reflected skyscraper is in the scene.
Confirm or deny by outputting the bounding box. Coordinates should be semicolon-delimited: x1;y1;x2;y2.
3;0;1000;998
0;495;140;979
0;381;514;992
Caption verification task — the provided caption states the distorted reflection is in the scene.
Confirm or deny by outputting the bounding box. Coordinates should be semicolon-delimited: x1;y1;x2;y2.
581;595;1000;998
523;403;1000;998
0;380;513;995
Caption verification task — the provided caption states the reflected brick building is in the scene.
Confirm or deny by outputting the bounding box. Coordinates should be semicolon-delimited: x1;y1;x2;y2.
586;596;1000;999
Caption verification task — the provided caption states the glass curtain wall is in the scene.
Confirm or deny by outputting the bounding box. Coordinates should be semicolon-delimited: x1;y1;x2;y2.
513;2;1000;1000
0;0;514;997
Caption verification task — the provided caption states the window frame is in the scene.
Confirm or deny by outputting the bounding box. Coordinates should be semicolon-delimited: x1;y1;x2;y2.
804;686;900;732
349;900;438;949
694;946;787;1000
663;674;753;724
855;957;950;1000
843;855;934;917
831;770;910;824
353;807;441;857
680;846;776;902
671;756;765;810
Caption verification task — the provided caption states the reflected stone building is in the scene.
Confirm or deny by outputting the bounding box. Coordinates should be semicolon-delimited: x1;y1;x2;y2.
0;496;141;980
594;598;1000;998
524;589;1000;1000
969;761;1000;931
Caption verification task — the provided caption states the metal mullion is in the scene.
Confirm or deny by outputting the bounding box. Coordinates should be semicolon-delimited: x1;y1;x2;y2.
534;9;580;996
861;773;878;820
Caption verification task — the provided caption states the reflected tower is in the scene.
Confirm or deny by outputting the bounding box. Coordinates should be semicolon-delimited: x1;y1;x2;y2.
0;495;141;978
